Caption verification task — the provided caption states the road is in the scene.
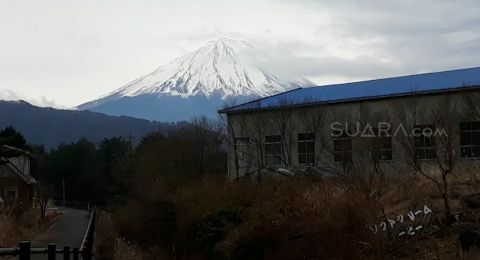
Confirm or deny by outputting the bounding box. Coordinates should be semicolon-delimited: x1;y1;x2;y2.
31;207;90;259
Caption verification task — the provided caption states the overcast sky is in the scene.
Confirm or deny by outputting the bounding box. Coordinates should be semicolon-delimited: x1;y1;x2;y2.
1;0;479;107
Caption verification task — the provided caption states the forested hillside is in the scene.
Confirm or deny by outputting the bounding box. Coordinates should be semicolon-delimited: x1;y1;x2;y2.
0;100;170;148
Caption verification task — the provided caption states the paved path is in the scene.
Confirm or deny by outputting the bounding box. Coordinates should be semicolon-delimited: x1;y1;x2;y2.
31;207;90;259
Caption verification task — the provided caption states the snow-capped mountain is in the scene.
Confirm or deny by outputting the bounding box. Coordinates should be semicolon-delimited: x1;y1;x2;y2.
79;38;315;122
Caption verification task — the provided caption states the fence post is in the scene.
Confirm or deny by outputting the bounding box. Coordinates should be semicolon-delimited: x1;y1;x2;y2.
19;241;31;260
73;247;79;260
48;243;56;260
63;245;70;260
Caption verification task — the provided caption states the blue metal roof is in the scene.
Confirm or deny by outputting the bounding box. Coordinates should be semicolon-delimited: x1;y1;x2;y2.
220;67;480;114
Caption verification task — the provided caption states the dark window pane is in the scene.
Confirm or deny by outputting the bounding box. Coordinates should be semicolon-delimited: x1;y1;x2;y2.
299;154;306;164
415;149;425;159
345;152;352;162
272;145;282;154
333;140;341;151
426;148;436;159
306;142;314;153
473;132;480;145
460;133;470;146
383;150;393;161
298;133;305;140
473;147;480;158
472;121;480;130
307;154;314;164
265;135;281;143
298;143;307;153
334;152;342;162
383;138;392;149
460;122;471;131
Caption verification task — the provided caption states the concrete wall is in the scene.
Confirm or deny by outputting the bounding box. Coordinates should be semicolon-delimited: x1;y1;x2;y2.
224;90;480;180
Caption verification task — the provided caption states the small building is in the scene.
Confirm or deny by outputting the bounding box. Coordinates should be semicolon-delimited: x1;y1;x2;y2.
0;145;37;207
219;67;480;180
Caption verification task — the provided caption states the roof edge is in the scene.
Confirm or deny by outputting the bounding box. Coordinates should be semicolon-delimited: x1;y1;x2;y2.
221;84;480;115
218;87;302;114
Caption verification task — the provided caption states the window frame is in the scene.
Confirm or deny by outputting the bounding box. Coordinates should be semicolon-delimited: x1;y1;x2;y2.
414;124;437;160
265;135;283;167
298;133;315;165
460;121;480;159
234;137;251;168
368;128;393;162
4;187;17;200
333;130;352;163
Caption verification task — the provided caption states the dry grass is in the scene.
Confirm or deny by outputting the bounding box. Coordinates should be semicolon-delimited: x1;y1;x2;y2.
0;207;58;247
96;171;480;259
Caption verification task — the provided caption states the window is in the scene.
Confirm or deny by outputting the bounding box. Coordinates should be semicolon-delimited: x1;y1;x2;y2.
414;125;436;160
234;137;250;167
265;135;283;167
333;130;352;163
298;133;315;165
369;128;392;162
460;121;480;158
4;188;17;200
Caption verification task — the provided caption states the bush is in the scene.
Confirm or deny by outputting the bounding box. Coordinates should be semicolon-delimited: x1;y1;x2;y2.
95;212;117;259
113;199;177;251
191;207;243;257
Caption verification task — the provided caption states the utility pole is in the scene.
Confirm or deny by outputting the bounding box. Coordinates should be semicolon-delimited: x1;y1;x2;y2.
62;178;65;207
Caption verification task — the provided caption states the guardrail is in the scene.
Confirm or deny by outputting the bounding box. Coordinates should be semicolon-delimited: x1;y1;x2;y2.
0;242;81;260
80;209;96;259
0;209;96;260
53;200;92;212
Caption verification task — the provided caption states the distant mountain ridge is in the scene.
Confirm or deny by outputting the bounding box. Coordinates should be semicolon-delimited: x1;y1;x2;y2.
0;100;168;149
0;88;58;107
79;38;315;122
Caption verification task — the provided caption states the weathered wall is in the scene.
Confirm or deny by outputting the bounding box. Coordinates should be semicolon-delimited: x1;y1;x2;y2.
225;90;480;180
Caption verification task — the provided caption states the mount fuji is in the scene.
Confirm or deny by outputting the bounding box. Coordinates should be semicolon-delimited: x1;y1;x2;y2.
78;38;315;122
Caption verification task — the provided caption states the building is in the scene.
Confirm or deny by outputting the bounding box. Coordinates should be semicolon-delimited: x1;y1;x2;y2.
219;67;480;181
0;145;37;206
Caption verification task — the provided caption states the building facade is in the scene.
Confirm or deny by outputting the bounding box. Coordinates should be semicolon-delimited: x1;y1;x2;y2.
0;147;37;207
220;67;480;181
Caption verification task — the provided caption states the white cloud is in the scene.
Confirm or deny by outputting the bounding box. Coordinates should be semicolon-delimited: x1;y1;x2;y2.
0;89;64;108
0;0;479;107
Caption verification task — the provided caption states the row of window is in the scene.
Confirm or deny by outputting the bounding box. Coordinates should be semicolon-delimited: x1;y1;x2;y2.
2;188;17;200
234;121;480;167
235;133;316;167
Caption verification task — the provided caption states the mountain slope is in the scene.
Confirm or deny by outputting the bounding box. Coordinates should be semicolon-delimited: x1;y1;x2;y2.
79;38;315;122
0;100;168;149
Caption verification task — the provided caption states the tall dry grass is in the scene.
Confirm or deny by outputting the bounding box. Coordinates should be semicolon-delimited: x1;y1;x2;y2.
0;207;57;247
96;170;480;259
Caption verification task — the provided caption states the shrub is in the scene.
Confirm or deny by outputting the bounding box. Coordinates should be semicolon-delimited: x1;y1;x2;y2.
113;199;177;251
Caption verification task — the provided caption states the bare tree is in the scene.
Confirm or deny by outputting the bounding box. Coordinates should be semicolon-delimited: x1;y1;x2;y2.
299;104;329;167
345;104;390;205
394;96;461;223
36;182;52;218
219;102;242;180
245;112;269;181
463;90;480;120
271;99;296;167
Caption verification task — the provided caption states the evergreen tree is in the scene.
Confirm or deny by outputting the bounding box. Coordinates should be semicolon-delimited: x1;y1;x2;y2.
0;126;27;149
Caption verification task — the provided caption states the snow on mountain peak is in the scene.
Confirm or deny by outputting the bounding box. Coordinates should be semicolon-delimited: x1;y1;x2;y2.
95;38;314;102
